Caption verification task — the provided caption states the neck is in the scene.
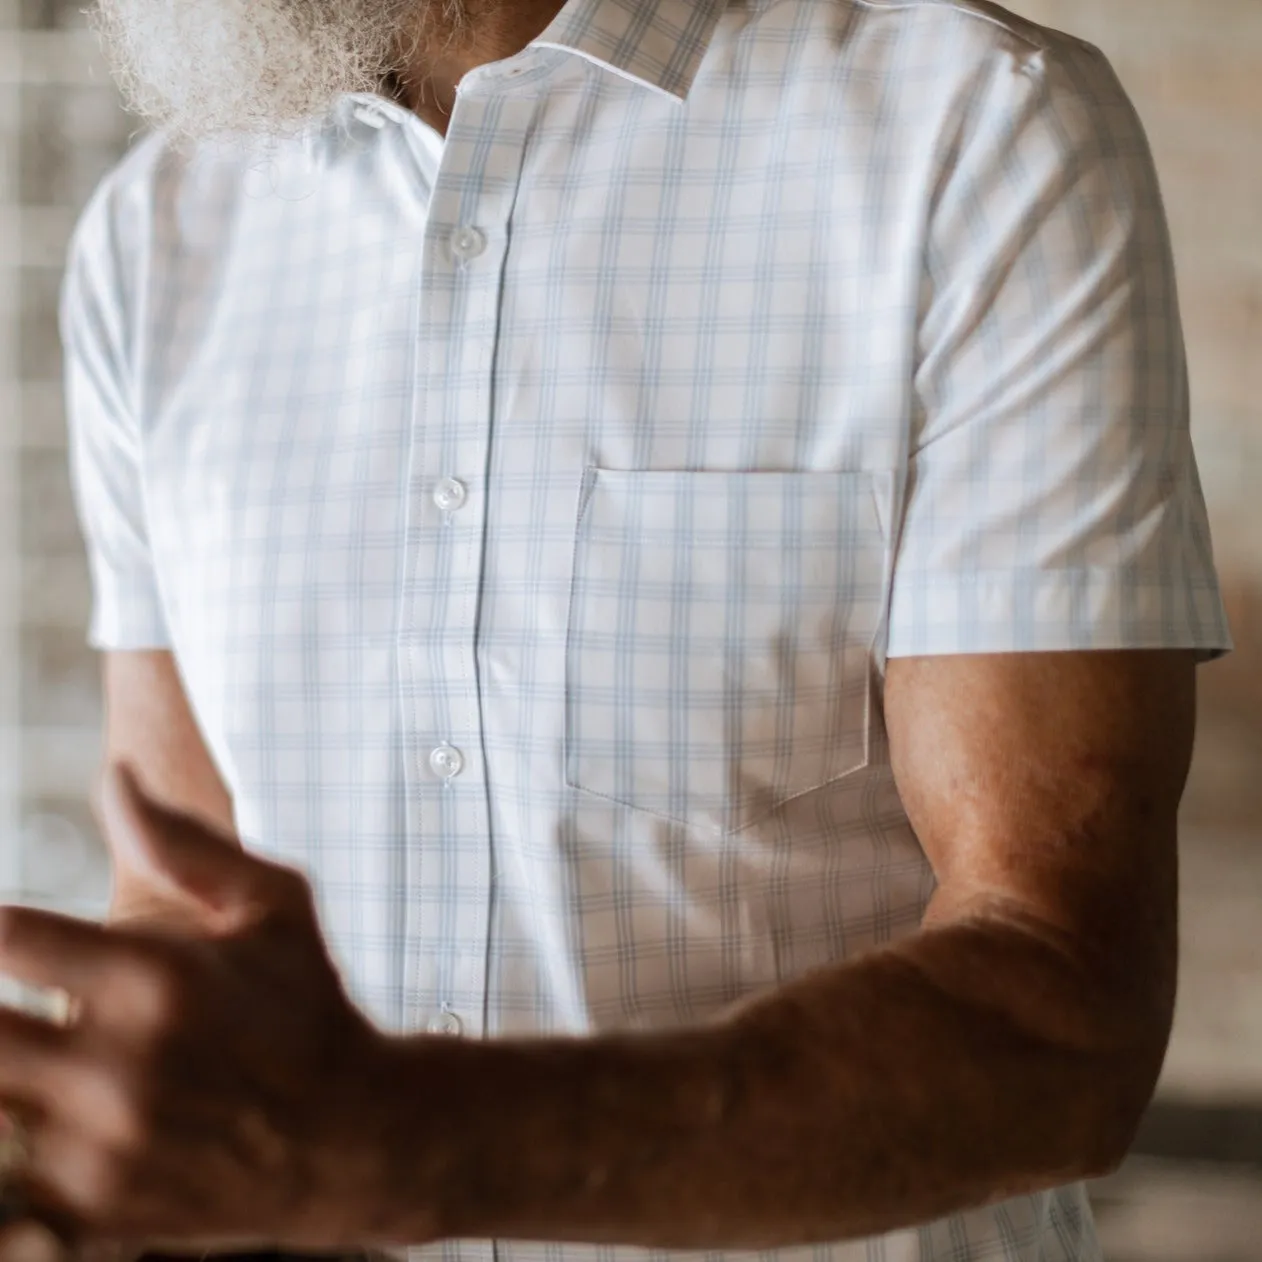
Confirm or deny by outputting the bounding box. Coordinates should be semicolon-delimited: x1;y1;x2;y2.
393;0;567;134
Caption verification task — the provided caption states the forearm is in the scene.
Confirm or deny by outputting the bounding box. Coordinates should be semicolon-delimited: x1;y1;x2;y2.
361;915;1168;1249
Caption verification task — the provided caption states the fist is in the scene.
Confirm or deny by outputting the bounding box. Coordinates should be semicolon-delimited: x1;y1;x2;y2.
0;768;390;1255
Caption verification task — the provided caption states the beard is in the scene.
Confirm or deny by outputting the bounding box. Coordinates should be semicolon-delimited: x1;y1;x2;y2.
91;0;472;143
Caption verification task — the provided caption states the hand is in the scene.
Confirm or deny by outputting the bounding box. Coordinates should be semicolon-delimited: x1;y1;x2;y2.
0;767;391;1259
23;778;243;1262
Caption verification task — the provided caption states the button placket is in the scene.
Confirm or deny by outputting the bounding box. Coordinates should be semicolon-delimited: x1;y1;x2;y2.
400;90;537;1059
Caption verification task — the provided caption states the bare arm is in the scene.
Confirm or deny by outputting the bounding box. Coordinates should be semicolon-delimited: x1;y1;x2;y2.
97;651;237;918
356;650;1191;1248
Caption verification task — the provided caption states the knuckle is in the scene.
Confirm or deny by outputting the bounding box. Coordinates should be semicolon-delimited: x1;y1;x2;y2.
99;1086;147;1158
68;1065;145;1154
279;863;313;903
264;864;315;921
109;950;186;1033
139;960;185;1026
38;1131;125;1230
0;1221;66;1262
75;1151;126;1223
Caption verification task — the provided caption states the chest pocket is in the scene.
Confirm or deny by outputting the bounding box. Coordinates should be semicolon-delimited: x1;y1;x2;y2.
565;468;892;835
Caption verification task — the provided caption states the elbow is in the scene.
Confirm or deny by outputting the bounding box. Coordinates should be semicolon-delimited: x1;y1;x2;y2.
996;1028;1170;1199
1070;1012;1173;1182
1029;920;1179;1183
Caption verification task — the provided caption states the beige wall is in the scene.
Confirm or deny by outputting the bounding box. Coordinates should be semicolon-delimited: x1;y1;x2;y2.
1;1;127;918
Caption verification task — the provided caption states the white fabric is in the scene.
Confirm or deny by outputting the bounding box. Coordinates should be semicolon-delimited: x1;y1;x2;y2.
63;0;1231;1257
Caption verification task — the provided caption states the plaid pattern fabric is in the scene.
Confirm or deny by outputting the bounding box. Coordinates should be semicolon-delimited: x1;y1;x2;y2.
62;0;1230;1258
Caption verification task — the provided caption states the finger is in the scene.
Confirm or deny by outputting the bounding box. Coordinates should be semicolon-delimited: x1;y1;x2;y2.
98;768;303;932
0;1220;67;1262
0;909;133;1003
3;1129;151;1260
0;1007;71;1105
0;911;172;1040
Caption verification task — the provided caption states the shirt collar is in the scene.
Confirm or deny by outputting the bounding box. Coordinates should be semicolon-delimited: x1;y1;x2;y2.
528;0;731;101
330;0;729;140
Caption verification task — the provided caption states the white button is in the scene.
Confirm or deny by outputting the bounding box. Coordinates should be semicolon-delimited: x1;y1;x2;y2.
427;1008;463;1037
432;477;467;513
449;225;487;261
352;104;386;129
428;744;464;780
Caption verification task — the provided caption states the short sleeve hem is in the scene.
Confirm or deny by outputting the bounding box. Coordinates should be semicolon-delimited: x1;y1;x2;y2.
87;578;172;651
886;568;1233;661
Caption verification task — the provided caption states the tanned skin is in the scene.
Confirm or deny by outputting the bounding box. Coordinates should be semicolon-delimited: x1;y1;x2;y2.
98;652;237;924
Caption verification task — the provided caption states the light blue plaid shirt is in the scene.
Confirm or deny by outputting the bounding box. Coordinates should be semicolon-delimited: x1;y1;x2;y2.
63;0;1230;1258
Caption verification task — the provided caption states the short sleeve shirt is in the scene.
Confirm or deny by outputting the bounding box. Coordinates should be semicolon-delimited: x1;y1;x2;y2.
62;0;1232;1258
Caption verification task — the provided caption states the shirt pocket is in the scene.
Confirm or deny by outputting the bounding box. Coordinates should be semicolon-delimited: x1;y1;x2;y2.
564;467;893;835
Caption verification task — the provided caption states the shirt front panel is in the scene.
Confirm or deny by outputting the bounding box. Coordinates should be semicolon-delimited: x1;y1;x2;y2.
136;6;939;1045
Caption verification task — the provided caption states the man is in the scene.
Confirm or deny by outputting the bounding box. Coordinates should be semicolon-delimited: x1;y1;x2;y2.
0;0;1233;1256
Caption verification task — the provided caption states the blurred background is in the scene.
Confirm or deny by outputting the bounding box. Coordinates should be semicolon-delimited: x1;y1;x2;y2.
0;0;1259;1257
